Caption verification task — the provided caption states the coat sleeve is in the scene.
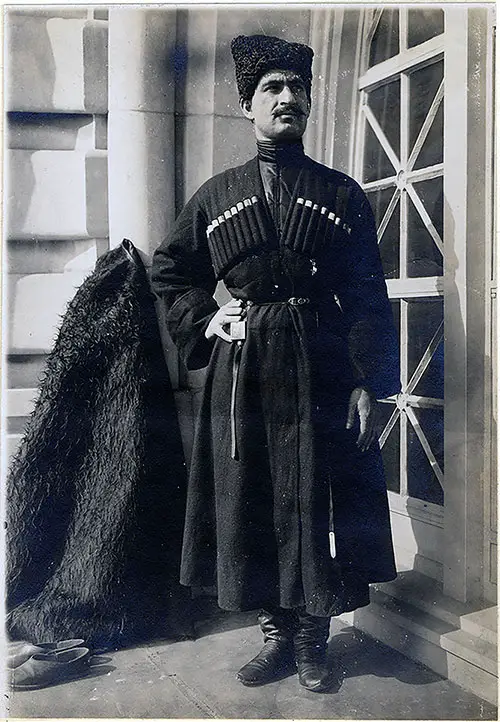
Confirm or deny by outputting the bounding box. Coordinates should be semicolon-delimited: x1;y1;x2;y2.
335;183;401;399
151;192;219;370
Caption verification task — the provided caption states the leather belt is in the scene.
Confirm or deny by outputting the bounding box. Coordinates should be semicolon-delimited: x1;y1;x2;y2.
245;296;311;308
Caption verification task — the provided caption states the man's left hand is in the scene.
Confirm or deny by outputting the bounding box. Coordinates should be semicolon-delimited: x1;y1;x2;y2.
346;387;380;452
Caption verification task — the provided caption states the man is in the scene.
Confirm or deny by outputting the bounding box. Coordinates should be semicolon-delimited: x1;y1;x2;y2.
152;34;400;693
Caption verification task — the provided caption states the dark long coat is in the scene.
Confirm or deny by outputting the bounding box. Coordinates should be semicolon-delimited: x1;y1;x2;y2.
152;154;400;618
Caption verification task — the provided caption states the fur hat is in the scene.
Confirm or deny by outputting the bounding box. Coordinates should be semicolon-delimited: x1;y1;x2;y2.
230;34;314;102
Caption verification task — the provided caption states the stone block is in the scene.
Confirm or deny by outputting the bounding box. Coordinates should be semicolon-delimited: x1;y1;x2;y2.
7;271;90;353
6;354;47;387
447;652;498;706
6;114;94;151
6;434;23;463
178;114;214;205
460;607;498;646
213;115;254;175
7;388;37;418
108;8;176;113
6;149;108;240
7;239;107;275
108;111;175;254
6;16;108;113
85;152;109;238
94;115;108;150
442;629;497;675
182;9;217;116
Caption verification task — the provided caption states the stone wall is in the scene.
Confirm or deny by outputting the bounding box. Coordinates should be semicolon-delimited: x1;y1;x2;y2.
5;8;109;458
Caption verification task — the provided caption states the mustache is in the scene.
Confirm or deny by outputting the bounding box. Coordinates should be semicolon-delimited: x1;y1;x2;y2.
273;106;305;118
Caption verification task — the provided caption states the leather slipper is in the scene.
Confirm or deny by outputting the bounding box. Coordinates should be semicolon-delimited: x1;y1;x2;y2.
7;639;85;669
11;647;91;690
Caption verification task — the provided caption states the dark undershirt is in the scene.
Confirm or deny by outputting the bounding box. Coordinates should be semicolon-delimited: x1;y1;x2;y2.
257;139;306;236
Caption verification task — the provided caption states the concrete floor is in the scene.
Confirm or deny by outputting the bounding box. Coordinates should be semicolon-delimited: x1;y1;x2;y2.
6;604;498;720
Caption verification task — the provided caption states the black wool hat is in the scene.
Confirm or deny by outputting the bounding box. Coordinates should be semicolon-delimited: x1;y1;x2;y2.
230;34;314;102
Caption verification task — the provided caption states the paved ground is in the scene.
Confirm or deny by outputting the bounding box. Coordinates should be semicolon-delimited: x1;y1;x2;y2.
6;604;497;720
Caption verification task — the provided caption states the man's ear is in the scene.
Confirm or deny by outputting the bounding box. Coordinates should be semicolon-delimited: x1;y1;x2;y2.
239;97;254;120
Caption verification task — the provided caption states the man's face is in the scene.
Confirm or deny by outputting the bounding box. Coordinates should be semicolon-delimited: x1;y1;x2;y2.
240;69;310;141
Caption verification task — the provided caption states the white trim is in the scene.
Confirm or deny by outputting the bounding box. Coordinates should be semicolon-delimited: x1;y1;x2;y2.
389;490;445;528
482;9;497;603
348;14;366;177
399;6;408;54
363;163;444;192
359;35;444;90
400;299;409;496
386;276;444;298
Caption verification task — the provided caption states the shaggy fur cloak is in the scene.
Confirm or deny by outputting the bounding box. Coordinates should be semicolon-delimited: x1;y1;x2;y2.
7;239;192;650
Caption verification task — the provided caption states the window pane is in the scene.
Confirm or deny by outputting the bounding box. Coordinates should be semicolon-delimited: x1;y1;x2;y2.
363;122;397;183
369;9;399;67
407;298;444;399
407;408;444;505
408;8;444;48
367;79;400;160
379;404;400;493
409;60;444;169
414;103;443;171
366;186;396;230
407;180;443;278
391;299;400;346
379;194;400;279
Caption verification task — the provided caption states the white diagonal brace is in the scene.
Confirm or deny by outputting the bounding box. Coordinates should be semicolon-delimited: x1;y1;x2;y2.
406;319;444;395
407;183;444;255
378;404;400;448
407;395;445;408
407;79;444;171
406;405;444;487
363;104;401;173
378;188;400;242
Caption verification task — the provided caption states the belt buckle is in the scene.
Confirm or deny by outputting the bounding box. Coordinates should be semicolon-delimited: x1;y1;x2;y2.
288;297;309;306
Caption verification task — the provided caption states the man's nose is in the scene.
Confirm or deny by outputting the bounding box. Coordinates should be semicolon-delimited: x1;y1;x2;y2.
278;85;295;103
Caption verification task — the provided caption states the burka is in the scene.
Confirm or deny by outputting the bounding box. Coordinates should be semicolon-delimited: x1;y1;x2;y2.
7;239;192;650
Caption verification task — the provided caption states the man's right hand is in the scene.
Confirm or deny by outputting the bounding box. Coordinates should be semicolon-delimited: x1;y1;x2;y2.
205;298;246;342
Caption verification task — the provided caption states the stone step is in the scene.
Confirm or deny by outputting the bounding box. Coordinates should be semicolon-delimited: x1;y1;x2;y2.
369;586;456;646
357;577;498;707
441;629;497;677
372;571;483;628
460;607;498;646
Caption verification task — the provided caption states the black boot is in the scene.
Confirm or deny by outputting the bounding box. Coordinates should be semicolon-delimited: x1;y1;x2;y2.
294;611;334;692
236;608;298;686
